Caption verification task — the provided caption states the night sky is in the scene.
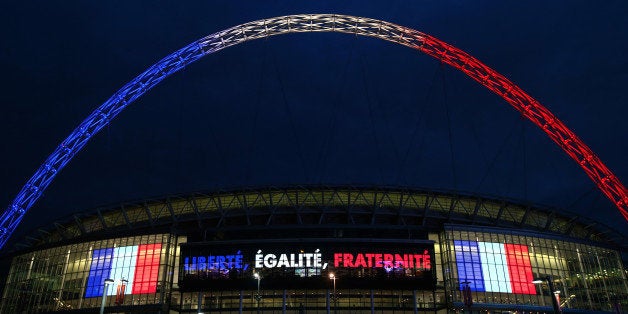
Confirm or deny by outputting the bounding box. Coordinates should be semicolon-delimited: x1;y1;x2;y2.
1;1;627;246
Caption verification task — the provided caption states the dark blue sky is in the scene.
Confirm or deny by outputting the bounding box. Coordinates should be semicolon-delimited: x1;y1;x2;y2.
1;1;627;243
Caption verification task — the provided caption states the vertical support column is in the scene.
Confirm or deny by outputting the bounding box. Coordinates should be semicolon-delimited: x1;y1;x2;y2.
370;289;374;314
595;252;611;310
78;246;93;309
159;231;179;311
167;234;180;311
56;249;71;309
576;248;593;309
197;291;202;313
239;290;243;314
326;289;330;314
160;234;172;308
553;245;570;304
413;290;418;314
530;242;546;306
26;254;35;280
283;289;287;314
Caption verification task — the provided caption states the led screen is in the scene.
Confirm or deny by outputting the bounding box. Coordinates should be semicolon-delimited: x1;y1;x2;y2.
179;241;435;291
478;241;512;293
504;244;535;294
85;243;161;297
453;240;485;292
454;241;535;295
132;243;162;294
106;245;138;295
85;248;114;298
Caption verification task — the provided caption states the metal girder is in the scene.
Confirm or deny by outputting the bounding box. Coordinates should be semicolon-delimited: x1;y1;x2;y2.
422;194;431;227
520;206;531;226
495;202;506;225
143;202;155;227
96;209;107;230
545;212;556;231
190;197;203;229
1;14;626;251
564;216;580;235
120;205;132;229
73;215;86;235
166;199;177;223
53;222;67;240
471;198;481;223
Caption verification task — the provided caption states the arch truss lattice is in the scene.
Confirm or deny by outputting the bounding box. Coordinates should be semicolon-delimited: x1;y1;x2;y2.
1;14;626;249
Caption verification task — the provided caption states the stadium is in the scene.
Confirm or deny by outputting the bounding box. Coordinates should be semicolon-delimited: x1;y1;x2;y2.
1;13;627;314
1;186;626;313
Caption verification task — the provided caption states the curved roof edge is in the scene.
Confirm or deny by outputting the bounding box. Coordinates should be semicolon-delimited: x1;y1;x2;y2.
6;185;627;253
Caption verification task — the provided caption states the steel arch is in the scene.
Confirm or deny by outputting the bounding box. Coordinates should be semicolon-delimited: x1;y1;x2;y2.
1;14;626;249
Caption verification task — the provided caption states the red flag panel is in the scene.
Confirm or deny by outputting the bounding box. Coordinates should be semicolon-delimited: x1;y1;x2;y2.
504;244;535;294
132;243;162;294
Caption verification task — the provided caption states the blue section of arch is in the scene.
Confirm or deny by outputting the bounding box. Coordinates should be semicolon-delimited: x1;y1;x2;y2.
0;40;206;249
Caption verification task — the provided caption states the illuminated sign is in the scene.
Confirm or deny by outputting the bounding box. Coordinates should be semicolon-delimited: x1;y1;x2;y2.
254;249;325;268
183;249;431;270
333;251;431;269
179;242;436;290
84;243;162;298
454;240;535;295
184;251;247;272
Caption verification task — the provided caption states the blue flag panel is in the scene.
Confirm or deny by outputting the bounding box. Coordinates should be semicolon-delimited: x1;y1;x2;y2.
84;248;114;298
454;240;485;292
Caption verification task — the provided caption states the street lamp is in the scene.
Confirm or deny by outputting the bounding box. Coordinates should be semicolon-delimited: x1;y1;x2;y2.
329;273;337;312
100;278;114;314
253;272;261;296
532;279;546;306
253;272;262;301
253;272;262;313
533;276;561;314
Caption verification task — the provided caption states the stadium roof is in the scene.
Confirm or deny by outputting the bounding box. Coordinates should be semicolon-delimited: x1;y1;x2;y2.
8;186;626;253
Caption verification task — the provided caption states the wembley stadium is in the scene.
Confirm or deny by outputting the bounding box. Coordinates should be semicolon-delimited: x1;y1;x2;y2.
0;186;626;313
1;12;628;314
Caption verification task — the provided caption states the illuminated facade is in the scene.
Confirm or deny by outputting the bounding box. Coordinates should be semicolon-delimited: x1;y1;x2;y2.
0;187;626;313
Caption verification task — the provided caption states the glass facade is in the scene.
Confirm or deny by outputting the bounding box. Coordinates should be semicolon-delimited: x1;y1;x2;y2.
442;226;628;312
0;233;177;313
0;227;625;313
170;289;446;313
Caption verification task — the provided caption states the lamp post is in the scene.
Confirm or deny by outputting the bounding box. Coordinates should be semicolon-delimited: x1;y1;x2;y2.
533;276;561;314
100;278;114;314
253;272;261;313
253;273;261;297
532;279;546;306
329;273;337;313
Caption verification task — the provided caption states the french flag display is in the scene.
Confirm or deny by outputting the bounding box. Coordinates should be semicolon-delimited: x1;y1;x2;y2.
85;243;162;298
454;240;535;294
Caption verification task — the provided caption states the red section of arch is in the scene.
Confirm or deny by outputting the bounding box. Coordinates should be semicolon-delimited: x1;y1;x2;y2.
418;34;628;221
